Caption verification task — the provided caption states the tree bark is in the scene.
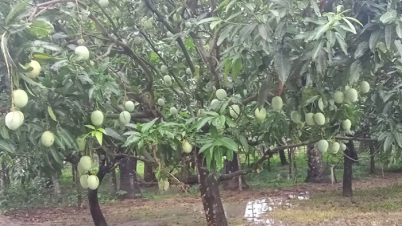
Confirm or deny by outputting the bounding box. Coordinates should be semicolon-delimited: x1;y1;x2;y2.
73;165;83;208
305;144;331;183
144;162;156;183
1;162;9;190
223;152;248;190
119;157;142;198
110;168;118;195
51;171;62;203
370;142;376;174
343;140;356;197
196;151;228;226
279;149;288;165
88;165;108;226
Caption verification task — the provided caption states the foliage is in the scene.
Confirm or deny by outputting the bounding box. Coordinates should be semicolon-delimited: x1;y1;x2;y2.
2;0;402;224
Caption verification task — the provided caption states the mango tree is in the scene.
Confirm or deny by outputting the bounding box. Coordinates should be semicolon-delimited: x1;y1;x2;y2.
2;0;402;226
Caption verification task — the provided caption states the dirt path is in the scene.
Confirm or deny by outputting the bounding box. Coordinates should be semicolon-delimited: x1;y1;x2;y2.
2;173;402;226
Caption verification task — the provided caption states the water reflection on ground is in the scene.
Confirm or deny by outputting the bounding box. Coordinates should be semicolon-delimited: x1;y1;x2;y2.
244;191;310;225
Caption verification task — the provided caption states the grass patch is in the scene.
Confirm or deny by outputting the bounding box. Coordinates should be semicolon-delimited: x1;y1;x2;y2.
270;184;402;224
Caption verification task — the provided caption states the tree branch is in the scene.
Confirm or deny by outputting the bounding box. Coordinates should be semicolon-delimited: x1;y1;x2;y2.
139;30;194;116
219;136;378;181
107;111;152;120
87;13;162;118
96;43;115;60
143;0;195;74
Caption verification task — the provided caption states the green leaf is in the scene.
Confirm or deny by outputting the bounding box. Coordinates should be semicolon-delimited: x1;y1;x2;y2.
384;25;395;50
57;127;78;149
0;127;9;139
210;20;222;30
217;25;233;46
199;143;214;154
396;20;402;39
31;40;62;52
335;32;348;55
54;136;66;150
141;118;158;133
380;10;397;25
32;53;52;60
105;128;124;141
349;61;362;84
50;147;63;164
369;30;381;52
239;24;257;42
85;125;96;130
47;106;57;121
97;128;106;134
5;0;29;25
239;135;249;153
225;117;236;127
384;135;394;151
123;134;141;147
194;116;213;131
309;0;321;17
354;42;369;59
19;73;46;89
274;49;291;84
343;17;363;27
205;147;213;171
197;17;221;25
231;57;242;79
210;126;219;138
29;19;54;38
394;40;402;59
226;148;234;161
258;24;271;42
214;148;223;168
0;140;15;154
342;18;356;34
217;137;238;152
394;132;402;148
8;23;30;34
95;131;103;145
312;39;324;61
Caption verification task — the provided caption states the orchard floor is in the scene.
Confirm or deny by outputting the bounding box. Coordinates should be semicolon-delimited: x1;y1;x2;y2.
2;173;402;226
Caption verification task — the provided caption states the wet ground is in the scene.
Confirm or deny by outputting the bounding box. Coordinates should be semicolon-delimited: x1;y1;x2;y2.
2;173;402;226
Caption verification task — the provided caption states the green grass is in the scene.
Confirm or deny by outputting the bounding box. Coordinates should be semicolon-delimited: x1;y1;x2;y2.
270;184;402;224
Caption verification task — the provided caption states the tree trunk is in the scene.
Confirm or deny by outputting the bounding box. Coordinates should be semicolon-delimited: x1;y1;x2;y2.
343;140;356;197
51;171;62;203
223;152;248;190
144;162;156;183
73;165;83;208
370;142;376;174
88;165;108;226
305;144;331;183
1;162;9;190
119;157;142;198
72;165;75;184
0;163;4;189
110;168;118;195
196;151;228;226
279;149;288;165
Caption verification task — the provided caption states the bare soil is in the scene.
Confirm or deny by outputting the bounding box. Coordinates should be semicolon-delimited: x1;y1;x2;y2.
2;173;402;226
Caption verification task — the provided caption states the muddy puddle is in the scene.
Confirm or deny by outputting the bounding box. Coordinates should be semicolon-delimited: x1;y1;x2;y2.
242;191;310;225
